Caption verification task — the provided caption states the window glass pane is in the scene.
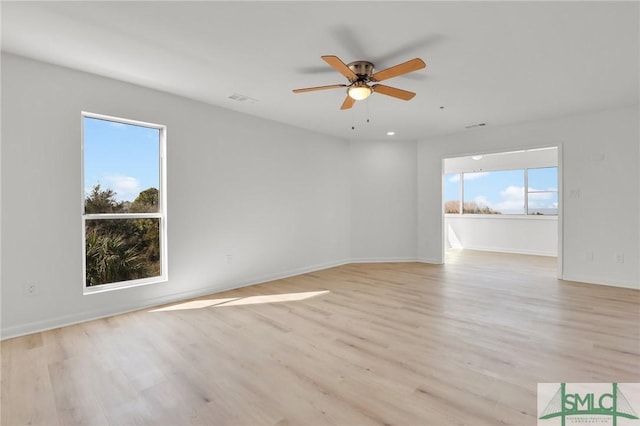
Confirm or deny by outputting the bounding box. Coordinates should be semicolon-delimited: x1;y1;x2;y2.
463;169;525;214
528;167;558;215
528;167;557;191
444;173;461;213
84;117;160;213
528;192;558;215
85;218;161;286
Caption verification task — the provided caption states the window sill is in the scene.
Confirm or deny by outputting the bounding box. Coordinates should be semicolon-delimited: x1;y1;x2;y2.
84;275;167;295
444;214;558;220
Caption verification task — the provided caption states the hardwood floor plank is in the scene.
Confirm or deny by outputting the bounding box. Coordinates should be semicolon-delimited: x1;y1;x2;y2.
1;336;59;425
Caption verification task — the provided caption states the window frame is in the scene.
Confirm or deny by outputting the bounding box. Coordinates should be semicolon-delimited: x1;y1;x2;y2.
81;111;168;294
444;166;558;217
526;166;558;216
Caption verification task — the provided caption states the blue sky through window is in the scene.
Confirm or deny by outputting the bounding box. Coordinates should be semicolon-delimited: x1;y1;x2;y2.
464;169;525;214
84;117;160;202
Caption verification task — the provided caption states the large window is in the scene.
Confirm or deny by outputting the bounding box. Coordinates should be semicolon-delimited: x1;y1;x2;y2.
82;112;167;292
444;167;557;216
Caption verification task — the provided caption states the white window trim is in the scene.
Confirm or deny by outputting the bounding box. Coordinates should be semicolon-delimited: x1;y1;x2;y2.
444;213;557;220
81;111;168;295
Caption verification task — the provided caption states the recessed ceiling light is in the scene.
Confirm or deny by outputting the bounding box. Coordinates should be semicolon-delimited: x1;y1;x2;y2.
471;155;483;160
387;131;395;136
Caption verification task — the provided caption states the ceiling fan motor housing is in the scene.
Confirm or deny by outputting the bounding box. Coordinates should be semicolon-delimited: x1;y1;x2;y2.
347;61;375;82
292;55;424;109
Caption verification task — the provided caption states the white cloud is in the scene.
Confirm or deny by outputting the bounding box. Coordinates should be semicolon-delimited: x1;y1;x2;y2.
493;201;526;213
492;185;524;212
473;195;491;206
471;185;525;213
528;191;554;201
500;185;524;201
102;174;141;201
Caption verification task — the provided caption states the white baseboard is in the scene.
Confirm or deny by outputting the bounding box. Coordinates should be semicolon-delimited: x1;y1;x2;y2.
416;257;443;265
459;245;557;257
561;273;639;290
349;257;421;264
239;259;352;286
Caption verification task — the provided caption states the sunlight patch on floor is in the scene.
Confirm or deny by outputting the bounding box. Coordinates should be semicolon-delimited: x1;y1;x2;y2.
150;290;330;312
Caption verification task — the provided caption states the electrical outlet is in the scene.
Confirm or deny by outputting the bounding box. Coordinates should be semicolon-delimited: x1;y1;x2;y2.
225;254;233;265
615;253;624;264
24;283;38;297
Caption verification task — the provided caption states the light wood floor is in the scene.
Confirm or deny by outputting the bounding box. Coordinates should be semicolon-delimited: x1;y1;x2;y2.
2;250;639;425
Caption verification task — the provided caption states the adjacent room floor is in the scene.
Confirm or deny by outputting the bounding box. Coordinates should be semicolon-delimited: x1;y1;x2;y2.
2;250;639;425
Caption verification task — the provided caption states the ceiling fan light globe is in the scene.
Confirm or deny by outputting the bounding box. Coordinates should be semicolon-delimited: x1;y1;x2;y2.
348;86;372;100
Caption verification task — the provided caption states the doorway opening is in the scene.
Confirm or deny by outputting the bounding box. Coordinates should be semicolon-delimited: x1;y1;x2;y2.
441;146;562;278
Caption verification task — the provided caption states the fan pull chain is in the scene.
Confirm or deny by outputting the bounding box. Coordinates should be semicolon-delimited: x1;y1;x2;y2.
352;106;356;130
366;98;370;123
350;100;373;130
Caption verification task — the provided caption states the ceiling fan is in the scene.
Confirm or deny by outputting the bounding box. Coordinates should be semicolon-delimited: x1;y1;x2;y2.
293;55;426;110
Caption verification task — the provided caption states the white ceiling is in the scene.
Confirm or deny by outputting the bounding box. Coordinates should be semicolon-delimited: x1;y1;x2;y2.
2;1;638;141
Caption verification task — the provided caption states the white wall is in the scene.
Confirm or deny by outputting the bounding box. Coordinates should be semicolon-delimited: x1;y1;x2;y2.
349;140;417;261
1;54;352;338
445;216;557;256
443;147;558;173
418;106;640;288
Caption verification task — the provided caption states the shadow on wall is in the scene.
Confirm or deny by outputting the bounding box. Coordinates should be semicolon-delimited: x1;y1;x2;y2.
446;224;463;249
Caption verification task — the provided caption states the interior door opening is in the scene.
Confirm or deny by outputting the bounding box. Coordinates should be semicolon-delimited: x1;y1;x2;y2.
441;146;562;278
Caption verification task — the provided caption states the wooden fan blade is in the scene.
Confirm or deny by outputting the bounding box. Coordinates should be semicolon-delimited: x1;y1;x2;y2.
340;95;356;110
372;84;416;100
292;84;346;93
322;55;358;80
370;58;426;82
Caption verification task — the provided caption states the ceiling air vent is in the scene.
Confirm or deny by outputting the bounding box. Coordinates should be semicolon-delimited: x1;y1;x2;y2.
465;122;486;129
228;93;257;103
